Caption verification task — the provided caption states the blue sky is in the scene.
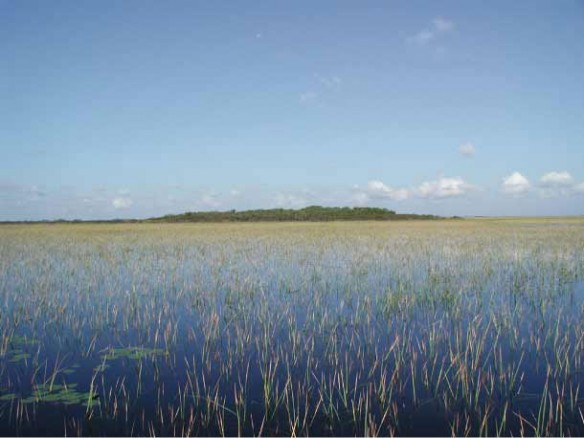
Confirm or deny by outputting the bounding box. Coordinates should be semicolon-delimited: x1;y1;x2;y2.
1;1;583;220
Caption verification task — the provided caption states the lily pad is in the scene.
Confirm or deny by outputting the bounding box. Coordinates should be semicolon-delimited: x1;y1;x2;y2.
0;393;16;402
9;353;31;363
103;346;166;361
20;383;97;407
11;336;39;346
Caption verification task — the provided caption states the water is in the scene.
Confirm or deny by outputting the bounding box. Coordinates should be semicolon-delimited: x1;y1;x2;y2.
0;222;583;436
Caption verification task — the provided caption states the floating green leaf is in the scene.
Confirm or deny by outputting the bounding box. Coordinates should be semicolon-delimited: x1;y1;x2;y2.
10;336;39;346
103;346;166;361
0;393;16;402
9;353;31;363
20;383;97;407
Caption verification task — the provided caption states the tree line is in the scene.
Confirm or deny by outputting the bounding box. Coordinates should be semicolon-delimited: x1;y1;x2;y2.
1;206;455;224
150;206;444;222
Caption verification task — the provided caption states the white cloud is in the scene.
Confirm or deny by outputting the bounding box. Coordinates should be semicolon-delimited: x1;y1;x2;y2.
415;176;472;199
501;172;530;194
0;182;46;200
407;30;435;45
299;74;341;104
274;193;309;208
365;176;473;201
459;142;476;157
30;185;46;197
350;192;370;206
540;171;573;186
407;17;454;45
367;180;411;200
432;17;454;33
538;171;583;198
316;74;342;89
574;182;584;194
112;197;133;209
201;194;221;208
299;92;317;104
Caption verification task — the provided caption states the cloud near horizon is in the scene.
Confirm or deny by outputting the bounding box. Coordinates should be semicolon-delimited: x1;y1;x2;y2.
540;171;573;187
2;171;584;221
367;180;411;201
501;172;530;195
416;177;473;199
112;197;133;209
538;171;584;198
365;176;474;201
500;170;584;197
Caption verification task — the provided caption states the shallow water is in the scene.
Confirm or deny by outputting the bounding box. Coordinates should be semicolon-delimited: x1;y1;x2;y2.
0;222;583;436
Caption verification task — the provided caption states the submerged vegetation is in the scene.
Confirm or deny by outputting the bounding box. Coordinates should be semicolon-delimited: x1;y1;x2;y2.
0;219;583;436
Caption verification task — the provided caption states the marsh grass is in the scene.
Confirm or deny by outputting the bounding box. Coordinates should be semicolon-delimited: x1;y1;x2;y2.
0;219;583;436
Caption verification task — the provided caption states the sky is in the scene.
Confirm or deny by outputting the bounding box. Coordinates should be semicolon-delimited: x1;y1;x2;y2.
1;0;583;220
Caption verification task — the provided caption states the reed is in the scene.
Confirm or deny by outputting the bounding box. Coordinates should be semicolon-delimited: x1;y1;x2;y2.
0;219;582;435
